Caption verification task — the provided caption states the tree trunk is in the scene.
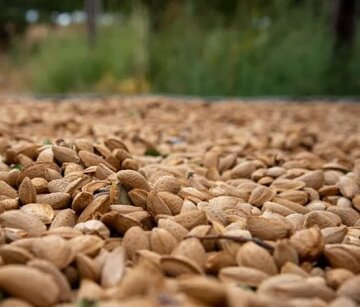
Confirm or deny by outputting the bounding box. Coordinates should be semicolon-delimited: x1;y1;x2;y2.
85;0;100;48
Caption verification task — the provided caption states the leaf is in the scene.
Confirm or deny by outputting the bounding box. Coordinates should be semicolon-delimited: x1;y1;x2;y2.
42;138;52;145
76;299;97;307
144;148;161;157
11;163;23;170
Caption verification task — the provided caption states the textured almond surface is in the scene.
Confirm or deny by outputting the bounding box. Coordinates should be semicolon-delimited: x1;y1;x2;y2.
0;97;359;306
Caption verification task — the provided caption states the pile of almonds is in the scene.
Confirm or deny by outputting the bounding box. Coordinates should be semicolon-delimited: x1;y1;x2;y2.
0;97;359;306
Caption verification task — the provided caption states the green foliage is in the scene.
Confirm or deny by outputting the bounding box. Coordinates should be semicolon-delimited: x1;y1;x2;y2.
12;1;360;96
76;299;97;307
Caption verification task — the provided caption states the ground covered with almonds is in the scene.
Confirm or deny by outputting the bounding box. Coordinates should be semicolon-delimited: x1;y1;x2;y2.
0;97;359;307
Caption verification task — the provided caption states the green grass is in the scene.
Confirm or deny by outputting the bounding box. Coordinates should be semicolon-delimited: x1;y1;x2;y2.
13;2;360;96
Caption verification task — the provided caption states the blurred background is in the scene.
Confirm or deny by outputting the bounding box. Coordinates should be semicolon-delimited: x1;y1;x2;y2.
0;0;359;96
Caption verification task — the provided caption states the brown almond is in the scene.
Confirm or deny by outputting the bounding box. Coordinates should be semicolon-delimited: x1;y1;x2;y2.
236;242;278;275
290;227;325;260
150;228;177;255
72;191;93;213
153;175;183;193
117;170;151;191
122;226;151;259
69;234;104;256
325;268;355;289
75;253;100;281
50;208;77;229
0;265;59;306
172;238;206;267
321;226;348;244
160;255;203;276
52;145;80;163
0;245;34;264
77;194;110;223
327;207;360;226
0;210;46;236
28;258;72;302
128;188;148;209
337;275;360;303
20;203;54;224
173;210;208;230
31;177;48;194
177;276;225;305
304;211;342;229
246;216;293;240
338;176;359;199
101;246;126;287
158;218;189;242
36;192;71;210
324;244;360;273
297;170;324;190
17;162;60;184
219;266;269;287
248;185;275;207
0;180;18;199
32;235;74;269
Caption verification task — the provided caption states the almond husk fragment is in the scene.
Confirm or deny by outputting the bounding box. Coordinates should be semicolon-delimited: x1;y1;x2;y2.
101;211;141;235
77;194;110;223
72;191;93;213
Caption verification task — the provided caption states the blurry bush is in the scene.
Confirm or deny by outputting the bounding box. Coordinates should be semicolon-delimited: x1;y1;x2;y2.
9;0;360;95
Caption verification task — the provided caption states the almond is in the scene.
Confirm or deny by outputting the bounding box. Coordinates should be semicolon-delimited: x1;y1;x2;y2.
290;227;324;261
0;265;59;306
236;242;278;275
117;170;151;191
